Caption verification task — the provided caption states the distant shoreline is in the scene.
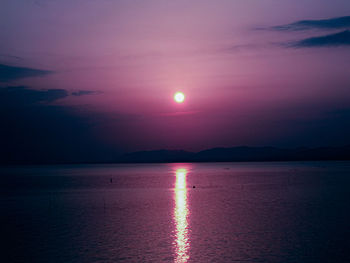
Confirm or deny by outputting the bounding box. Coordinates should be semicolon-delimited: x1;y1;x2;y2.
1;145;349;166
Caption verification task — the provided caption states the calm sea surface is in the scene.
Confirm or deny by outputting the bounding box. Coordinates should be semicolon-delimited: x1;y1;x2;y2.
1;162;350;262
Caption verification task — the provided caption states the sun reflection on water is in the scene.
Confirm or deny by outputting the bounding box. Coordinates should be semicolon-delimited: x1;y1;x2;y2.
174;168;190;263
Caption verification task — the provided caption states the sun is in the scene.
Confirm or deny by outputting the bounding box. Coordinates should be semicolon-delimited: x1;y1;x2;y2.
174;92;185;103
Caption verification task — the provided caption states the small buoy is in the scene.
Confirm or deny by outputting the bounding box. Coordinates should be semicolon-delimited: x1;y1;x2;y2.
110;178;113;183
193;185;196;188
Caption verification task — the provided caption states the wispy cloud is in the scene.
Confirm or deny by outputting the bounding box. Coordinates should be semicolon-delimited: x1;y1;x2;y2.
71;90;102;96
158;111;200;117
0;54;22;61
0;64;53;82
272;16;350;31
289;30;350;48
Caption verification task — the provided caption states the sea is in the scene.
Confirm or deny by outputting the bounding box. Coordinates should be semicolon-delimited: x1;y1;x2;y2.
1;161;349;262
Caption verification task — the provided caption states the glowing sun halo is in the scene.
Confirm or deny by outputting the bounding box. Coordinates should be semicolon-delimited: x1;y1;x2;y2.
174;92;185;103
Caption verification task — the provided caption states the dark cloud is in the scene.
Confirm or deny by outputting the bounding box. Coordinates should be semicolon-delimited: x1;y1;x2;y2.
290;30;350;48
0;86;68;106
259;16;350;49
272;16;350;31
0;86;101;107
0;64;52;82
0;86;121;164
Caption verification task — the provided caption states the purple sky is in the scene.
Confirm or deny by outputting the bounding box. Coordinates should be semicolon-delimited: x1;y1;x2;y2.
1;0;350;161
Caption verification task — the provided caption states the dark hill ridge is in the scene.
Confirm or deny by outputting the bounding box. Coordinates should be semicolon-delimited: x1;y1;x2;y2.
118;145;350;163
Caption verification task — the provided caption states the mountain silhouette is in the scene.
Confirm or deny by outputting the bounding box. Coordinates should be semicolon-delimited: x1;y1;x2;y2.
117;145;350;163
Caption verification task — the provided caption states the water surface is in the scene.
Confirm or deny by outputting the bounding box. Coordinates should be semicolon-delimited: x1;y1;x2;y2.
1;162;350;262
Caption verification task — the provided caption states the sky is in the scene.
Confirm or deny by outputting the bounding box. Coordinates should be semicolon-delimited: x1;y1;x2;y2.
1;0;350;163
